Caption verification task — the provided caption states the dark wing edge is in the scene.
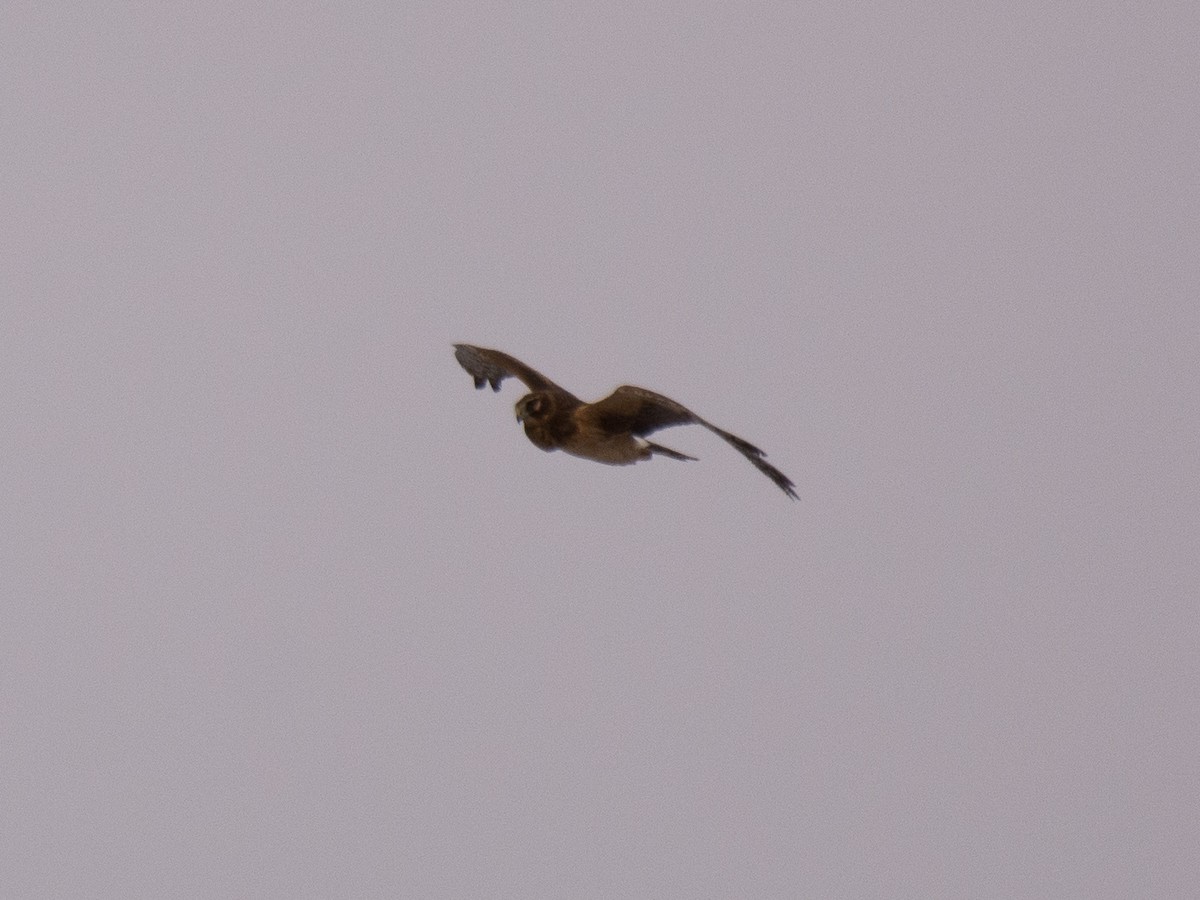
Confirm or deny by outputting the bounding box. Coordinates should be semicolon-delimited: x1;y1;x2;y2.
701;421;799;501
452;344;572;396
588;385;798;500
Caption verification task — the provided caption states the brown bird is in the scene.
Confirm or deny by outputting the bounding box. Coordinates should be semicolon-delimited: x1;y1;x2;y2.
453;343;797;499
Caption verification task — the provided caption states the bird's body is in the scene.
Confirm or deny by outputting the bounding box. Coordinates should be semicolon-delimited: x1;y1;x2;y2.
514;389;695;465
453;343;797;499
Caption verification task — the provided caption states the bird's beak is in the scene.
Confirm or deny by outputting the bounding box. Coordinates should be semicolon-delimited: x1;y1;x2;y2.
514;407;525;423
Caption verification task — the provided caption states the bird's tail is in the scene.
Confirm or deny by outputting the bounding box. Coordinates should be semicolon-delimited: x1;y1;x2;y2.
646;442;697;462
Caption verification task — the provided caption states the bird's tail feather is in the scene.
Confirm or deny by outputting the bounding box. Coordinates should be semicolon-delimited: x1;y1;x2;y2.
646;442;697;462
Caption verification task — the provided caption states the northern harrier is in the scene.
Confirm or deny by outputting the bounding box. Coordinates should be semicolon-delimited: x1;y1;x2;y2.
453;344;797;499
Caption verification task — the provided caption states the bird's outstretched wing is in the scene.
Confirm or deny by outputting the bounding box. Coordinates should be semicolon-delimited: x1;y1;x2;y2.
584;385;799;499
453;344;576;399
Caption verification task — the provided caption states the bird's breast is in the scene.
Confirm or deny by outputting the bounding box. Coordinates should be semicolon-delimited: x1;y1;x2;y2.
559;432;647;466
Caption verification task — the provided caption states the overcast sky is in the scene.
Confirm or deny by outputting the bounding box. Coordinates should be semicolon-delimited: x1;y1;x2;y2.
3;3;1197;897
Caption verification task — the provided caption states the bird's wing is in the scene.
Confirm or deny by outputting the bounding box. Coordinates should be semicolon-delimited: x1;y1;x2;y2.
584;385;798;499
582;385;699;435
453;344;577;399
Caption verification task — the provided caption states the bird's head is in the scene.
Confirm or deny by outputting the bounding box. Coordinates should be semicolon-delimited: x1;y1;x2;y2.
514;391;554;424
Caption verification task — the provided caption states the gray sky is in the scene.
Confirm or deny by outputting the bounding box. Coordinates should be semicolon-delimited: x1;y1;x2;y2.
3;3;1197;897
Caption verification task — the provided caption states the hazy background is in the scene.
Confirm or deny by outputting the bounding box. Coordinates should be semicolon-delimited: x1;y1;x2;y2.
3;3;1197;897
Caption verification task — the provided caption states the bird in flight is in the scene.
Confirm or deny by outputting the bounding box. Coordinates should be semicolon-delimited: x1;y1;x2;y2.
453;344;797;499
